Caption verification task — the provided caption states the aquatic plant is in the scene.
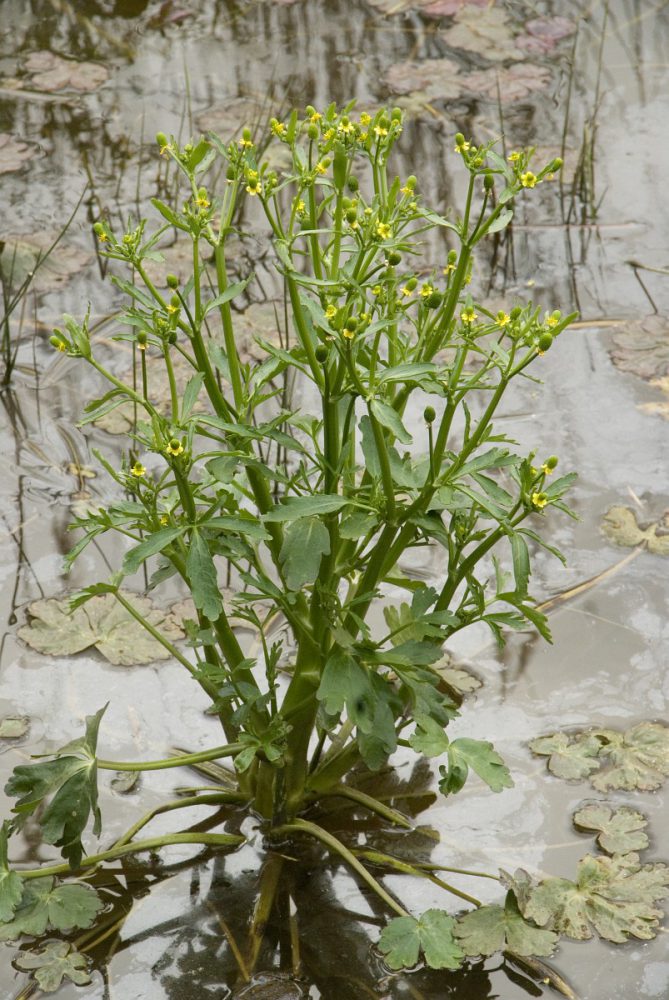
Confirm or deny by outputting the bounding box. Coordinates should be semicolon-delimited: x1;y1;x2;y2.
3;104;667;994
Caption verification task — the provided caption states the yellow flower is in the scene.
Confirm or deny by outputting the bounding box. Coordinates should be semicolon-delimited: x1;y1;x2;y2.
309;111;322;123
96;231;108;243
238;136;253;149
342;328;355;340
195;195;210;208
420;283;433;298
545;312;560;328
496;311;510;327
166;439;184;457
401;285;413;298
315;161;327;175
461;306;477;323
371;285;382;296
167;303;179;315
323;127;335;141
508;151;521;163
131;461;146;477
376;222;391;240
338;120;355;135
359;112;371;126
296;199;306;213
455;137;471;153
374;124;388;138
270;120;286;137
531;491;548;509
540;463;554;476
520;171;537;188
325;304;337;319
246;181;262;196
443;262;456;275
159;514;169;525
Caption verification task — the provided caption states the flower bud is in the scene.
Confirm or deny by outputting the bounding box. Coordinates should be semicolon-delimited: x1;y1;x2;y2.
345;317;358;333
345;208;358;224
483;173;495;191
170;294;180;309
455;133;465;147
347;175;359;192
305;105;316;117
156;132;168;148
427;291;443;309
545;455;558;470
537;332;553;353
424;406;436;424
168;330;177;344
93;222;105;237
391;107;403;121
388;250;402;265
405;276;417;291
307;123;319;140
242;127;252;142
226;165;236;181
447;249;458;264
510;306;522;321
315;345;328;363
137;331;148;346
166;274;179;289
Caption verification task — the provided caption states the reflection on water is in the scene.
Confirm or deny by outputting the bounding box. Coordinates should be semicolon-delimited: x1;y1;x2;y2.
1;0;668;997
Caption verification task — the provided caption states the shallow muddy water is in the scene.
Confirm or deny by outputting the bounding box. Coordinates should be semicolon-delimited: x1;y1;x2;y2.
1;0;668;997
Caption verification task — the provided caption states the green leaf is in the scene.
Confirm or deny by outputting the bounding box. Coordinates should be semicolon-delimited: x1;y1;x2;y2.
378;909;464;971
279;516;330;590
339;509;378;540
0;878;103;940
150;197;189;231
356;676;398;770
181;373;205;420
409;716;450;758
18;592;185;666
263;494;351;522
522;853;669;943
439;738;513;796
573;804;649;856
485;207;513;234
455;891;558;958
5;707;105;868
317;652;374;732
203;277;252;315
0;823;23;923
186;529;222;621
15;940;91;992
122;526;186;575
593;722;669;792
370;399;412;444
529;731;603;781
377;362;438;385
510;532;530;596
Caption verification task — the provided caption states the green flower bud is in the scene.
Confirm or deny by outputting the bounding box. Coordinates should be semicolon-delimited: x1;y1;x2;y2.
404;175;417;190
387;250;402;265
551;157;563;171
447;249;458;264
510;306;522;321
137;331;148;346
391;107;403;121
405;276;418;291
166;274;179;289
167;330;177;345
455;133;465;147
345;208;358;224
156;132;168;148
473;157;484;168
347;175;359;192
423;406;436;424
307;123;319;140
170;294;180;308
545;455;558;470
345;317;358;333
305;105;316;117
242;127;252;142
93;222;105;236
226;165;236;181
537;332;554;353
427;291;443;309
483;173;495;191
315;345;328;363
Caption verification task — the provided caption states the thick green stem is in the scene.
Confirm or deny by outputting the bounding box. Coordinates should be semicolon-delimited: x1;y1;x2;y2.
271;819;409;918
112;792;246;848
18;832;244;880
97;743;243;772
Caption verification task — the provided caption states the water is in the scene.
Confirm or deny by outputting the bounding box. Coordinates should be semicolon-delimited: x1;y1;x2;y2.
1;1;668;997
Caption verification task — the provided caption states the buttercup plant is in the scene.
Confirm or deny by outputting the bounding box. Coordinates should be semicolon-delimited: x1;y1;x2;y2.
5;102;666;993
